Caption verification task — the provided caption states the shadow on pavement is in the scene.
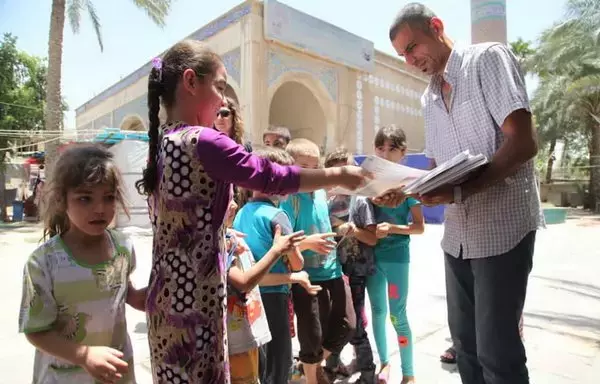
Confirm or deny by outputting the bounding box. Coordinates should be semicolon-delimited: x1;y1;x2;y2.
531;276;600;298
0;223;42;235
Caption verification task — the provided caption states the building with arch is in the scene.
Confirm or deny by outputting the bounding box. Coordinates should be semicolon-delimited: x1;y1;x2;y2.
75;0;428;154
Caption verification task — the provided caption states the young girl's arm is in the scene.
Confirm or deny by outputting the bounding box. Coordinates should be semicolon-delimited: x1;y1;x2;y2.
126;282;147;312
392;204;425;234
195;128;369;195
26;331;129;380
228;226;305;293
379;204;425;237
19;254;128;382
353;224;378;246
125;242;146;311
349;197;378;246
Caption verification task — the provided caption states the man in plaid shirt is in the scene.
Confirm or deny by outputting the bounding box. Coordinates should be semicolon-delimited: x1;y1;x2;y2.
377;3;544;384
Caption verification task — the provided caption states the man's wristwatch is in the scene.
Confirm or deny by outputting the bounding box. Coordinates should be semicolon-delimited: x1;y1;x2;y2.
453;185;463;204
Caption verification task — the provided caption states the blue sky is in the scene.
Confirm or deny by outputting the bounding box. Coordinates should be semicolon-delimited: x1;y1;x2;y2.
0;0;567;128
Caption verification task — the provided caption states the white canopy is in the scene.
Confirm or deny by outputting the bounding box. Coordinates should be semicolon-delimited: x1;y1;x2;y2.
108;139;151;229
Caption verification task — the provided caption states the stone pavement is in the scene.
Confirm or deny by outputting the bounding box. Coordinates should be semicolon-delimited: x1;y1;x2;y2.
0;210;599;383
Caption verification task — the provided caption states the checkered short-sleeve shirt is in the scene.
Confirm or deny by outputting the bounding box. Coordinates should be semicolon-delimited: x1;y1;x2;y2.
422;43;544;259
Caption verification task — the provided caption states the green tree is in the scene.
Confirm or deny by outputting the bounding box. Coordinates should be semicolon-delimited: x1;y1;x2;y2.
44;0;173;176
531;75;579;182
530;0;600;208
0;34;52;221
509;37;535;74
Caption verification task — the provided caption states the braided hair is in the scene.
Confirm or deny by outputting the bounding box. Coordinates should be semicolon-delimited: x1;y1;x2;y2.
136;40;222;196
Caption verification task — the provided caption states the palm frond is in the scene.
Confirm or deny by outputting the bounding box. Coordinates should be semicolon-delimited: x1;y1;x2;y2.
565;0;600;23
130;0;172;27
568;74;600;95
85;0;103;52
67;0;84;34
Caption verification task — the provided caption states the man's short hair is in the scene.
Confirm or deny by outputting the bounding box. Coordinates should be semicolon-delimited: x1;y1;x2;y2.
389;2;437;41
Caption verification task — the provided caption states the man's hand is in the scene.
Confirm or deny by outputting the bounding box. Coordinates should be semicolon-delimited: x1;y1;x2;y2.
372;187;408;208
419;184;454;206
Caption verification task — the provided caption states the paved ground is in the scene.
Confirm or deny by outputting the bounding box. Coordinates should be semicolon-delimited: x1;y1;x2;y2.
1;209;599;383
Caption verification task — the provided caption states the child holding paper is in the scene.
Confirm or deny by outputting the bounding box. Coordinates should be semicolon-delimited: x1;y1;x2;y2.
368;125;425;384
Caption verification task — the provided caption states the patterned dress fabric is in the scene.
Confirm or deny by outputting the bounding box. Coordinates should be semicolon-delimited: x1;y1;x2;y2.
145;122;300;384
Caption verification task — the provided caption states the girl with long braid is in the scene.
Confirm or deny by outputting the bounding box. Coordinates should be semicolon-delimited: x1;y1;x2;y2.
135;40;370;383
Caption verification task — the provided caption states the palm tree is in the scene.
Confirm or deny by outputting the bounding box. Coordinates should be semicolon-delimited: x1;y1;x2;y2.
532;76;569;182
44;0;172;175
532;75;589;182
509;37;535;74
531;0;600;208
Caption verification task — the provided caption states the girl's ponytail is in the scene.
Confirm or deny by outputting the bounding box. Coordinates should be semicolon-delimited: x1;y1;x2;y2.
136;66;163;196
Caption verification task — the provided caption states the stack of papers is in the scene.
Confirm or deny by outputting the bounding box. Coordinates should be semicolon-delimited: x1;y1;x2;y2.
402;151;488;195
331;151;488;197
330;156;428;197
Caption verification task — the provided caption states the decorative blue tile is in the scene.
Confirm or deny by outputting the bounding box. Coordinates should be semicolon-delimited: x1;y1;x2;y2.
112;95;147;127
190;5;251;41
222;48;242;85
92;112;113;129
268;50;338;102
76;4;251;116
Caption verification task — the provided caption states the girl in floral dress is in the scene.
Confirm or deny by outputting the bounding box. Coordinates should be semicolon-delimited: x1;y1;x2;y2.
135;40;370;384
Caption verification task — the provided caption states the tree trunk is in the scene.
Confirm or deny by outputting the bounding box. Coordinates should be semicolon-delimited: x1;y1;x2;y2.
43;0;66;179
545;137;557;183
589;121;600;211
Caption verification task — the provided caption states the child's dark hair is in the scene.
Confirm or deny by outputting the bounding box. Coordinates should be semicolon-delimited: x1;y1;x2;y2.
41;144;128;240
263;126;292;145
374;124;408;149
136;40;223;196
325;147;353;168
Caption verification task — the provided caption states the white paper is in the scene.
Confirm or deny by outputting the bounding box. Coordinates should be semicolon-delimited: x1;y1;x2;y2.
402;151;488;195
331;155;428;197
332;152;488;197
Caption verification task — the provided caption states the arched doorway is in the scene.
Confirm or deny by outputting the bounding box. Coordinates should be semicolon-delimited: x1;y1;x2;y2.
268;81;327;150
120;115;146;131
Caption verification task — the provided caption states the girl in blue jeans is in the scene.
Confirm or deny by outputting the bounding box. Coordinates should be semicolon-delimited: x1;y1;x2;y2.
368;125;425;384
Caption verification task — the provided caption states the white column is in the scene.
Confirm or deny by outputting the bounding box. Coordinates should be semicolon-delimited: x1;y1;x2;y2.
240;6;269;145
471;0;507;44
